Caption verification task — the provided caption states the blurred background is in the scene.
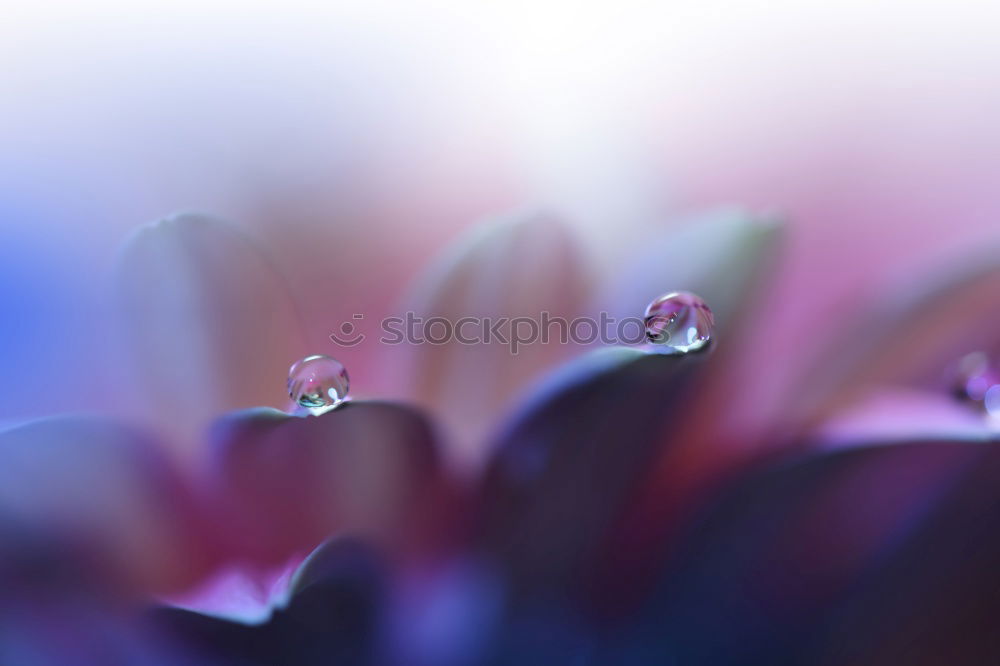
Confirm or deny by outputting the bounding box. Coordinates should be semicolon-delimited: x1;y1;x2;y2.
2;0;1000;435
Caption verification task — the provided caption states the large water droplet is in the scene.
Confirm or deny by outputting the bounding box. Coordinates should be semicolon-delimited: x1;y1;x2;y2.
288;355;350;415
643;291;714;354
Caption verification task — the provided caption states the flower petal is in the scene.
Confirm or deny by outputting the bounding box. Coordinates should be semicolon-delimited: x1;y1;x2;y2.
385;209;589;467
206;402;448;567
114;213;307;455
617;440;1000;665
593;208;781;335
0;415;210;594
814;388;993;448
284;537;384;635
793;251;1000;433
160;557;298;624
153;537;384;665
474;213;783;610
475;347;708;605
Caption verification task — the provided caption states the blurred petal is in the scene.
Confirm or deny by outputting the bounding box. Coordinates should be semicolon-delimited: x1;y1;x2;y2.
593;208;781;336
114;213;307;456
0;604;188;666
153;537;384;665
207;402;448;567
0;517;194;663
387;209;589;467
616;440;1000;665
592;209;788;481
149;608;272;666
793;250;1000;433
284;537;384;637
814;388;993;448
475;212;783;610
389;557;503;666
162;558;297;624
476;347;707;606
483;603;595;666
288;537;376;595
0;416;210;594
541;212;782;613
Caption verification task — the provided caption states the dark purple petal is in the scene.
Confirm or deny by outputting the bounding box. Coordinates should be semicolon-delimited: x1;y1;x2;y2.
206;402;451;567
149;608;275;665
2;601;189;666
284;538;384;639
615;439;1000;665
475;347;707;607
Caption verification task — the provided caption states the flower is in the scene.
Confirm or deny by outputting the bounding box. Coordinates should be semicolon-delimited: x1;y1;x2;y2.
1;209;999;664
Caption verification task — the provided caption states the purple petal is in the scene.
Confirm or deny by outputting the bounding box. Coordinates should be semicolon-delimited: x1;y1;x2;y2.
475;207;784;612
288;537;381;597
205;402;449;567
475;347;708;606
114;214;307;455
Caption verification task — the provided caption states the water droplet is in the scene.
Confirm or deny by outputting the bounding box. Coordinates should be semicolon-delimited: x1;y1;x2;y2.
984;385;1000;419
950;351;999;403
287;355;350;415
643;291;714;353
948;351;1000;424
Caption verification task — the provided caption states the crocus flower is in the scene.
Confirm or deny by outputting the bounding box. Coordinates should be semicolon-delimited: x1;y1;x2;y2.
1;208;999;665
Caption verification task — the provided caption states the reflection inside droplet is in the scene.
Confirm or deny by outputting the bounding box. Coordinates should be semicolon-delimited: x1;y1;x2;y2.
287;354;350;415
984;385;1000;419
948;351;1000;425
951;352;997;402
643;291;714;354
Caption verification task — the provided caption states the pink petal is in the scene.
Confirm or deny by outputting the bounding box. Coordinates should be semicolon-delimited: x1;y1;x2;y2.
791;253;1000;435
814;388;993;448
114;214;308;457
162;557;298;624
205;402;450;568
0;415;211;595
385;210;589;468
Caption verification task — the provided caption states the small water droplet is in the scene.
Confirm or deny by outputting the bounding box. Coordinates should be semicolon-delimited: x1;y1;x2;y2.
644;291;714;354
288;354;350;415
947;351;1000;425
950;351;998;403
984;385;1000;419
